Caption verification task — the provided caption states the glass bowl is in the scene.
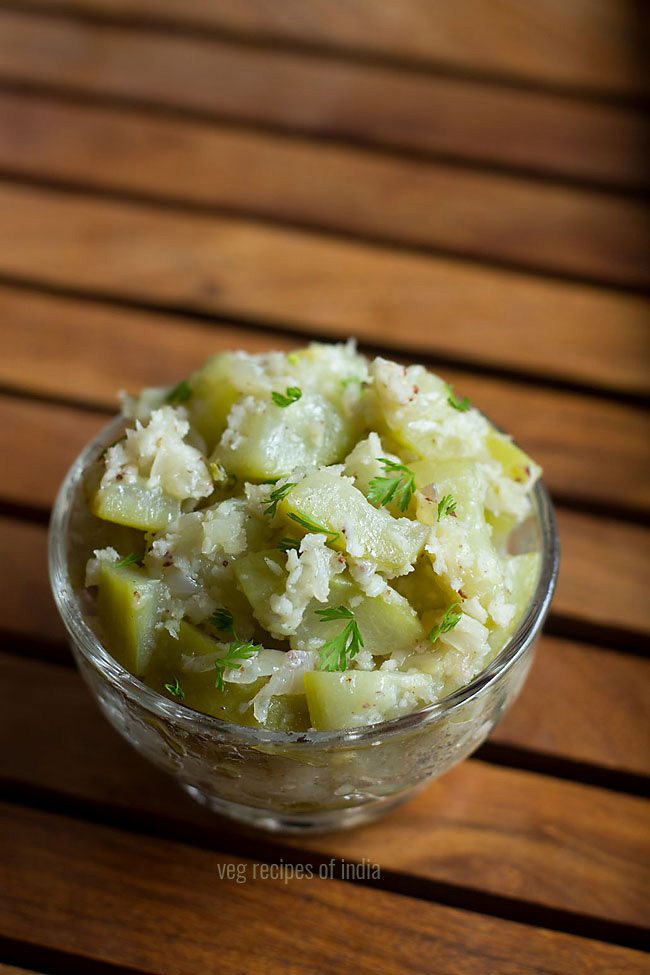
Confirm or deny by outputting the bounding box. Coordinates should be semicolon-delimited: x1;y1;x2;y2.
49;415;559;834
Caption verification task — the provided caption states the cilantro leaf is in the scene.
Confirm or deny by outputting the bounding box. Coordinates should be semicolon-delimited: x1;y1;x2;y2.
316;605;355;623
437;494;457;519
272;386;302;408
316;605;364;671
288;511;340;540
428;603;462;643
368;457;417;513
277;537;301;552
164;676;185;700
446;384;471;412
214;638;263;692
264;482;297;517
166;379;192;405
114;552;143;569
210;607;236;638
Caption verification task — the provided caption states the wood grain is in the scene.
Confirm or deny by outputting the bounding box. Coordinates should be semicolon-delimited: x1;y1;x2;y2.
0;395;105;511
0;184;648;396
0;10;646;191
2;512;649;776
0;1;648;964
7;0;649;97
1;803;646;975
296;765;650;929
0;518;64;644
0;652;648;929
555;509;650;640
2;93;649;287
492;638;650;776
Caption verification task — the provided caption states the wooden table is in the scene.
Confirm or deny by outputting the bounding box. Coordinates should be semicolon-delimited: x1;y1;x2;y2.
0;2;649;972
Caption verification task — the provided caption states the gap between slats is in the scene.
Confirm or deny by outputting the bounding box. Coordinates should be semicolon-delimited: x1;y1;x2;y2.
0;781;647;953
0;942;149;975
6;166;646;297
0;88;648;290
1;274;648;409
1;285;648;520
0;9;647;196
0;0;647;106
1;77;645;201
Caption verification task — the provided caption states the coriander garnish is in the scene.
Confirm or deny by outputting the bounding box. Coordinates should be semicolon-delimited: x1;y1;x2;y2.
164;676;185;700
428;603;462;643
272;386;302;408
368;458;417;513
446;384;471;412
210;607;236;638
166;379;192;405
437;494;457;519
264;482;297;517
214;638;263;692
316;606;364;672
277;537;301;552
287;511;340;540
114;552;143;569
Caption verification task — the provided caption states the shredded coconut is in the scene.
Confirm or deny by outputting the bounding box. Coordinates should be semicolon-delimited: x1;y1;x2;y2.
268;534;346;635
85;547;119;586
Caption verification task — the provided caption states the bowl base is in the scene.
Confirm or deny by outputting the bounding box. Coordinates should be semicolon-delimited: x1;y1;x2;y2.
180;782;422;834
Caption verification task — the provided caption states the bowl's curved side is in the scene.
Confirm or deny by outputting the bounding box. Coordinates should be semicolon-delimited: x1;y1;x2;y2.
48;412;559;831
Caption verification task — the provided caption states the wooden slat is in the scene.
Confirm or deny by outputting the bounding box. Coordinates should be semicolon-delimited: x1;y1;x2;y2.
296;771;650;930
492;638;650;776
0;395;105;512
0;10;646;191
0;519;64;644
555;509;650;641
0;185;648;396
2;93;649;287
10;0;648;98
2;517;649;777
1;803;646;975
2;334;649;517
1;652;649;930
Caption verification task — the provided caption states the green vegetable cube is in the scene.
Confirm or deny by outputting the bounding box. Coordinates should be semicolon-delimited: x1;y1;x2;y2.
304;671;434;730
97;562;162;675
188;353;241;451
212;393;355;481
489;551;541;653
233;551;287;633
279;472;427;575
91;477;180;532
264;694;311;732
487;430;538;484
300;576;423;655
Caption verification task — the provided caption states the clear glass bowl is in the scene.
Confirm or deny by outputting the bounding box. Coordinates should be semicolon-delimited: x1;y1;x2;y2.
49;415;559;834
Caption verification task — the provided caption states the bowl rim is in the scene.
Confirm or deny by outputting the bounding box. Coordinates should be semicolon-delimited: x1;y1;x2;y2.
49;413;560;749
